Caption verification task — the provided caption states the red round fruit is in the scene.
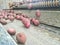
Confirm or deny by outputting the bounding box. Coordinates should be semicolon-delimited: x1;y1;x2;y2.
16;15;20;20
24;21;30;28
36;10;41;17
0;19;7;25
16;33;26;44
31;18;35;22
19;16;23;20
7;28;16;35
8;15;14;21
0;15;3;19
22;18;26;24
33;19;39;26
9;16;14;21
31;18;39;26
23;18;30;28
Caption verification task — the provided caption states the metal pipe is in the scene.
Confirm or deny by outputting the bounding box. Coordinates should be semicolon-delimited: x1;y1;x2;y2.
13;0;60;9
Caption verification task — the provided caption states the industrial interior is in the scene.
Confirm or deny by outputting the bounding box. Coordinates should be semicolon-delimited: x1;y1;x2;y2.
0;0;60;45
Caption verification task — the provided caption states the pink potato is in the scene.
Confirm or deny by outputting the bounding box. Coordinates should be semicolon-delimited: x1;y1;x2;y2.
31;18;39;26
36;10;41;17
9;16;15;21
31;18;35;22
33;19;40;26
22;18;30;28
0;19;7;25
19;16;24;20
7;28;16;35
8;16;14;21
16;15;21;20
24;21;30;28
0;15;3;19
16;33;26;44
28;3;33;9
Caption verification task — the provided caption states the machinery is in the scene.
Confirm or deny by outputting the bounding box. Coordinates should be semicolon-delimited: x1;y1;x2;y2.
9;0;60;10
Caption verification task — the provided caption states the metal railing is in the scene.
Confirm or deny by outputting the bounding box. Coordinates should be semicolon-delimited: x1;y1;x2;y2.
12;0;60;9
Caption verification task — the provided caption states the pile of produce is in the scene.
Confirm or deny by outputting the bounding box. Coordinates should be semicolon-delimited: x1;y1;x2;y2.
0;9;41;44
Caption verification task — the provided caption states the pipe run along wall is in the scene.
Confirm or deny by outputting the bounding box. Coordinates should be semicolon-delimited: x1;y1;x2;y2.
13;0;60;9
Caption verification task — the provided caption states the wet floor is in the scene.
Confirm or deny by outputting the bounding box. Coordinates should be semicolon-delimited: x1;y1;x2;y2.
1;10;60;45
3;19;60;45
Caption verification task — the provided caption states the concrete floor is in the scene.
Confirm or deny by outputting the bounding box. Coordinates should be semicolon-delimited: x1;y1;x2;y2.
3;19;60;45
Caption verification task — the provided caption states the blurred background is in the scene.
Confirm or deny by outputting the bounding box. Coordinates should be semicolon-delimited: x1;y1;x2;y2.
0;0;60;45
